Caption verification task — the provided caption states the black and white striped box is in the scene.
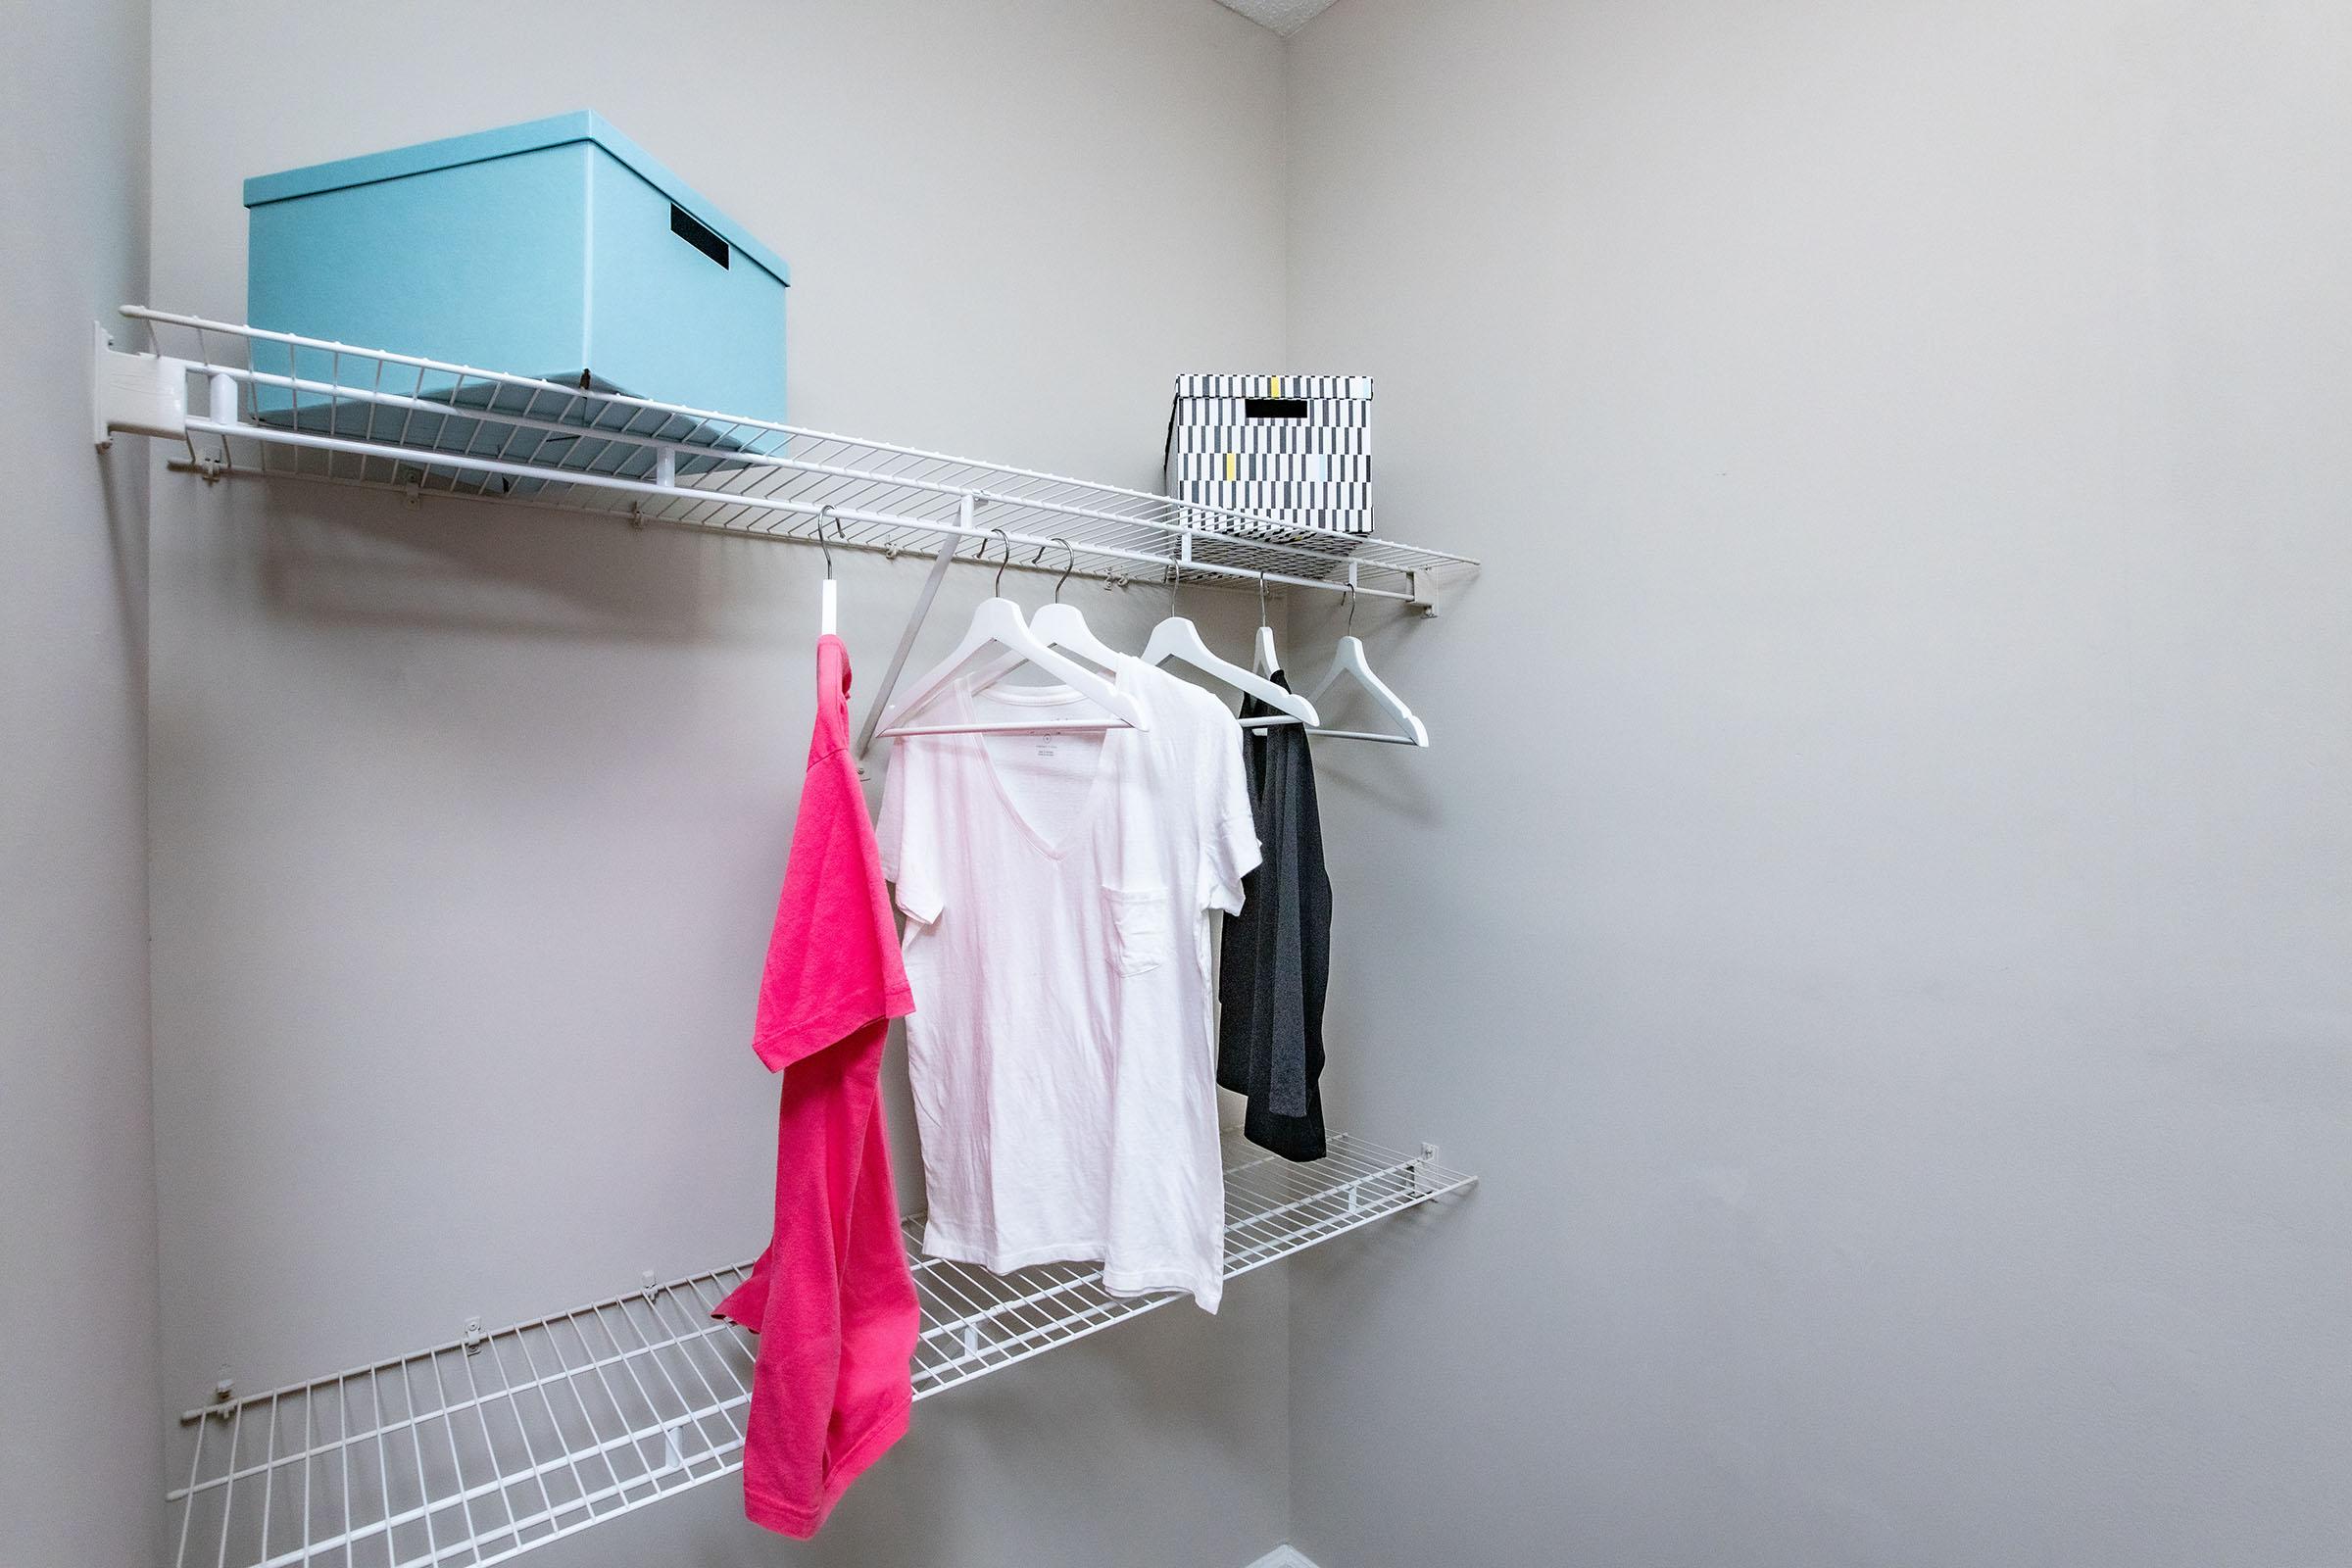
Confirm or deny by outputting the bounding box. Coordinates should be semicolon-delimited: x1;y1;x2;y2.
1163;373;1373;537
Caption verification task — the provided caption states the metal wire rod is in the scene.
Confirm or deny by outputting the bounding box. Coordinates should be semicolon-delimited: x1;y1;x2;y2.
104;310;1475;616
120;307;1458;558
175;415;1428;607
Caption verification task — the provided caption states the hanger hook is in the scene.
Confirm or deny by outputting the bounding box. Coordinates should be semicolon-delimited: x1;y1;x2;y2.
989;527;1011;596
1256;570;1270;629
1053;539;1075;603
817;507;837;579
1346;583;1358;633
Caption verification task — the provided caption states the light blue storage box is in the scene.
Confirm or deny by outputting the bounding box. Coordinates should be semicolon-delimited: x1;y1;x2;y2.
243;112;789;471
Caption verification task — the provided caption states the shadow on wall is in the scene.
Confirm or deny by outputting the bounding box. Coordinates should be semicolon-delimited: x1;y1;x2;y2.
99;446;152;675
225;479;756;644
1284;585;1462;825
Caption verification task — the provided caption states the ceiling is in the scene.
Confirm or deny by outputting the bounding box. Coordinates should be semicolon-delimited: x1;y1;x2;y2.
1215;0;1342;38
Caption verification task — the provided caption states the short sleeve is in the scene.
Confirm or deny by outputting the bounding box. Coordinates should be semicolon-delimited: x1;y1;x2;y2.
876;738;945;925
1201;710;1261;915
748;746;912;1071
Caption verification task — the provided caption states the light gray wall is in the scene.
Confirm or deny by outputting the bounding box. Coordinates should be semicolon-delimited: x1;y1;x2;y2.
0;2;162;1566
1284;1;2352;1564
145;3;1291;1564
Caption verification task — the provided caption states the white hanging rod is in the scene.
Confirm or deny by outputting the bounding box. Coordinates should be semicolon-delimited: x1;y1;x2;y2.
105;308;1476;610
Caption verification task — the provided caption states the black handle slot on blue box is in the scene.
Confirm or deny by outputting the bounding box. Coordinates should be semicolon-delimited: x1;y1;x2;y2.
669;203;730;270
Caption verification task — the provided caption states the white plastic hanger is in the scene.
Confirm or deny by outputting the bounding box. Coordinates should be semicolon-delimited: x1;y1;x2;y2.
1141;571;1320;728
1240;571;1313;730
876;530;1148;739
1306;586;1429;747
817;510;840;635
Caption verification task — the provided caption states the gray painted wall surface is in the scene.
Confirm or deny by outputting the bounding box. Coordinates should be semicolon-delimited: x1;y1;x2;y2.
1284;1;2352;1564
145;3;1290;1564
32;4;2339;1563
0;3;163;1566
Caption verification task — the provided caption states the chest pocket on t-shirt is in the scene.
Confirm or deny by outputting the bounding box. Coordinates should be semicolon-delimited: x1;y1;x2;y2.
1102;884;1171;976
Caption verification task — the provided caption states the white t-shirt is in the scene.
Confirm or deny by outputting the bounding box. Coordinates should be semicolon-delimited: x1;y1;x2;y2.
877;657;1258;1310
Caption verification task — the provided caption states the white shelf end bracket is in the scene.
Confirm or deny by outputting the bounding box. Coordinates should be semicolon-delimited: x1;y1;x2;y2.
91;322;190;450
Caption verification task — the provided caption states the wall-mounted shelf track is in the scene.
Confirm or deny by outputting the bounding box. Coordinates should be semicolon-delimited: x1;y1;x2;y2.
95;309;1475;612
168;1133;1473;1568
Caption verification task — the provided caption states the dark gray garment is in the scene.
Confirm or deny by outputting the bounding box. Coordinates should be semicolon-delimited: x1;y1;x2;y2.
1217;671;1331;1161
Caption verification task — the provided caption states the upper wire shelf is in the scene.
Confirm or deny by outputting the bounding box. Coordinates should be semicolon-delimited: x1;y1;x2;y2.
98;309;1475;609
167;1132;1472;1568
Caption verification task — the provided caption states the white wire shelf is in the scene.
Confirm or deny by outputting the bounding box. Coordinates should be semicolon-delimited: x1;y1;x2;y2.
97;310;1475;610
167;1133;1472;1568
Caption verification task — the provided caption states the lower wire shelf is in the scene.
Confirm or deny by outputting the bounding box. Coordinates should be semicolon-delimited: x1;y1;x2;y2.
168;1132;1473;1568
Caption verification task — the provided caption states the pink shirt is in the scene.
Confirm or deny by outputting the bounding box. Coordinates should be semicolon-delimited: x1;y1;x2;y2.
715;633;919;1538
750;633;916;1069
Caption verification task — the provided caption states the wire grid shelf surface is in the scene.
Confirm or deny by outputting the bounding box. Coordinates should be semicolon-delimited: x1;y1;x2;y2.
122;309;1474;605
168;1134;1472;1568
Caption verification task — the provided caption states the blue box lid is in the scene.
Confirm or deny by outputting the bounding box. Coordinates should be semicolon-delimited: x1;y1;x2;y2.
242;111;789;285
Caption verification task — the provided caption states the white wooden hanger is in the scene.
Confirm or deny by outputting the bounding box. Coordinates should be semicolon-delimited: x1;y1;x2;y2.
1020;539;1124;671
1141;571;1320;728
965;538;1127;689
1306;586;1429;746
876;531;1147;739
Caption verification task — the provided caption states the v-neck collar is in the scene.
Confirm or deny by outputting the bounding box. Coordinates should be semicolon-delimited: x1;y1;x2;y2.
955;665;1127;861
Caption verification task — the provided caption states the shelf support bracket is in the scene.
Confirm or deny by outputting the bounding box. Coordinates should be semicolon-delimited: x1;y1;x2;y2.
1406;566;1441;618
91;322;189;449
855;498;975;760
